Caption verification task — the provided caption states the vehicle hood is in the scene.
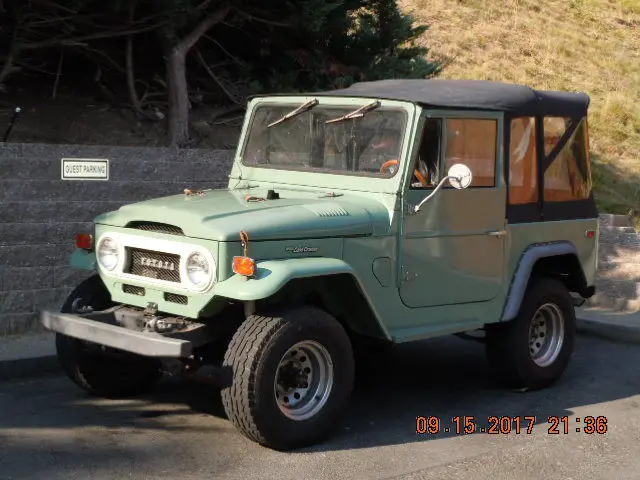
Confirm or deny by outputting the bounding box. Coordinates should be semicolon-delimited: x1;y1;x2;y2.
94;188;393;241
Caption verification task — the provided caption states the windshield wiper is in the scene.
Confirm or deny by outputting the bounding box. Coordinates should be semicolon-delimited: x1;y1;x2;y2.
268;98;319;128
325;100;381;124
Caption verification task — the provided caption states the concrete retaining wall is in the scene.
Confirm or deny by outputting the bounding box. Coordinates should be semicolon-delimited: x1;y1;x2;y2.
0;143;234;335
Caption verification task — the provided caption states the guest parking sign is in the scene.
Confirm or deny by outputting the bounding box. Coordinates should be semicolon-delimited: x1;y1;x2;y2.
61;158;109;181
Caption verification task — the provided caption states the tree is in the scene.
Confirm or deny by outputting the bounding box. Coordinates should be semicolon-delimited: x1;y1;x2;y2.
150;1;235;145
0;0;441;146
239;0;441;93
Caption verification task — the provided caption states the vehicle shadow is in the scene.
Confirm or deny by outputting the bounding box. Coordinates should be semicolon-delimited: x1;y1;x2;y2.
98;334;640;446
1;333;639;459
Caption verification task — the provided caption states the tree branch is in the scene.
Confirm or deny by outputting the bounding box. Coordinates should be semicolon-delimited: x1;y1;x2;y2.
194;48;243;105
21;22;167;51
51;49;63;99
177;5;233;54
235;10;291;27
0;25;21;87
204;34;246;66
126;0;151;119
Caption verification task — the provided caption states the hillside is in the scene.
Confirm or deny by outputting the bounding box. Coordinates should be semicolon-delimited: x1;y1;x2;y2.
402;0;640;224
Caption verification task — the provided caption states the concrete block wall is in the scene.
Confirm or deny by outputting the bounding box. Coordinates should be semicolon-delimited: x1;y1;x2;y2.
0;143;234;335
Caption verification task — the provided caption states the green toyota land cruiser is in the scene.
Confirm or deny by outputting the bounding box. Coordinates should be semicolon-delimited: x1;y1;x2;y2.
41;79;599;451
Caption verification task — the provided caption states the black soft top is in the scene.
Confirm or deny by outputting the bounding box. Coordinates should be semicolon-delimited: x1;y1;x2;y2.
313;79;590;117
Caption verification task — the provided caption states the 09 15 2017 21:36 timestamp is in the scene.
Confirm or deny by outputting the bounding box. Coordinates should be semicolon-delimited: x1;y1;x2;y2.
416;415;608;435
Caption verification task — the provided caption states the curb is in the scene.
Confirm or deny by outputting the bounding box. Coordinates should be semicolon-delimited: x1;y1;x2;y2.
0;355;60;382
576;317;640;345
0;332;60;382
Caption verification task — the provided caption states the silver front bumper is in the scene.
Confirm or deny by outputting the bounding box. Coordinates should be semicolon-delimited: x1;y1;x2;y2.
41;310;193;358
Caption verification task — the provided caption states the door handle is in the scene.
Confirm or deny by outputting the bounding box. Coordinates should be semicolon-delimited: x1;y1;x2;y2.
487;230;507;237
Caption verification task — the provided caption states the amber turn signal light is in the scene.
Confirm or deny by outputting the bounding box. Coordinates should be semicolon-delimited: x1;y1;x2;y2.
75;233;93;250
233;256;256;277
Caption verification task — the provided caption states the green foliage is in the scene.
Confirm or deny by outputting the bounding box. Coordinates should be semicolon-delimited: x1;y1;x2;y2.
240;0;441;93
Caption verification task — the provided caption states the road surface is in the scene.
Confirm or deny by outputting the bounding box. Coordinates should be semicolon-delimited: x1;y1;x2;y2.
1;334;639;479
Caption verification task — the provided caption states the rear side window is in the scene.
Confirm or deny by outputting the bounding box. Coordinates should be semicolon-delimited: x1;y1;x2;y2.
444;118;497;187
543;117;592;202
509;117;538;205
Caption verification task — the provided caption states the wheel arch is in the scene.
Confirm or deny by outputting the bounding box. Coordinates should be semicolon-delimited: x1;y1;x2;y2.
501;241;593;322
214;258;391;341
259;273;391;342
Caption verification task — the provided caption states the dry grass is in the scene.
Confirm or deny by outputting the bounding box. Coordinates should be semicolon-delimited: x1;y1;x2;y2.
401;0;640;222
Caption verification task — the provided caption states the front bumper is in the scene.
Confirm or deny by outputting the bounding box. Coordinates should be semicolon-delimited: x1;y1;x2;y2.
41;310;193;358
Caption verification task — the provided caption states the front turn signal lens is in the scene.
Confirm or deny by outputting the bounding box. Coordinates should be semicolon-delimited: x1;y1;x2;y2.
233;256;256;277
75;233;93;250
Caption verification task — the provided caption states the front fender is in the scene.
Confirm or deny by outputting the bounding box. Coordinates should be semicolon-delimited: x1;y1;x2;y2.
213;258;354;301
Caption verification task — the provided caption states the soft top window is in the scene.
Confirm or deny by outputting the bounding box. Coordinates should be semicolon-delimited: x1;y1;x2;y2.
543;117;592;202
509;117;538;205
443;118;497;187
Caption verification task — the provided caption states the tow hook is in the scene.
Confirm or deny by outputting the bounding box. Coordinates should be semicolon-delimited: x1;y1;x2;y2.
143;302;180;333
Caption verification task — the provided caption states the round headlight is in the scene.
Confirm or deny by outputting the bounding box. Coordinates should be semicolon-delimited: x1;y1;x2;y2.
186;252;212;287
97;237;119;271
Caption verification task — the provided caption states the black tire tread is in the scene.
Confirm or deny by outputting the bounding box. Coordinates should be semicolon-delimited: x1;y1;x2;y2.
487;276;575;390
220;306;354;449
56;334;162;398
56;274;162;398
221;313;286;444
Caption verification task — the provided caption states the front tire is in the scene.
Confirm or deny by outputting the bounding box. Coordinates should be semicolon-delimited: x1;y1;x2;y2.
220;306;355;450
56;275;162;398
486;277;576;390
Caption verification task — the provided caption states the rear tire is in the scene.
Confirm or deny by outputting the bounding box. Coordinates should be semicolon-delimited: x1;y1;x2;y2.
220;306;355;450
486;277;576;390
56;275;162;398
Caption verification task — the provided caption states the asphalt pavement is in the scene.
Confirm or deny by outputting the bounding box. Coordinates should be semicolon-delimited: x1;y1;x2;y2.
1;334;639;480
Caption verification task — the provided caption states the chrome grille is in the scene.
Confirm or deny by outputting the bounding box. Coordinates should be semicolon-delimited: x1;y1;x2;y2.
127;221;184;236
165;292;188;305
126;248;181;283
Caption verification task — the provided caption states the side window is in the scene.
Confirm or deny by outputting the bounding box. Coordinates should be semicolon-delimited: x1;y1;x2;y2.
509;117;538;205
410;118;442;189
543;117;592;202
444;118;497;187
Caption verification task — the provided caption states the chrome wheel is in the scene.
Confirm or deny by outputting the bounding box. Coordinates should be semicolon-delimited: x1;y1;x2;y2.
274;340;334;421
529;303;565;367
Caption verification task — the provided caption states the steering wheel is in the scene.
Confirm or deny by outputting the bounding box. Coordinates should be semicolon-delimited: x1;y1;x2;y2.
380;159;429;188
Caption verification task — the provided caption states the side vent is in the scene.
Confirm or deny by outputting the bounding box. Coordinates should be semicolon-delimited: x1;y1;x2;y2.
123;284;145;296
127;221;184;236
164;292;188;305
303;204;350;218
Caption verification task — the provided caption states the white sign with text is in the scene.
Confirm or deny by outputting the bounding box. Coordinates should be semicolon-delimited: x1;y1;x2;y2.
61;158;109;181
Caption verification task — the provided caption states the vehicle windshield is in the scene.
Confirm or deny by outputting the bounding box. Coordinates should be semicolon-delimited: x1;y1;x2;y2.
241;102;407;178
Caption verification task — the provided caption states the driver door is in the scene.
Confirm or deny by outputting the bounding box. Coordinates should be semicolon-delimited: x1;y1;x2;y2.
399;111;506;309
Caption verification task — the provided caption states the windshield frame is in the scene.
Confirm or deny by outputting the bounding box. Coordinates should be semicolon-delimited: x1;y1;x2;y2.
230;96;417;194
241;100;408;179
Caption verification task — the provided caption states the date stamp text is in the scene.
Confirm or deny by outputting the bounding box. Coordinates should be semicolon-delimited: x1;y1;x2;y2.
416;415;608;435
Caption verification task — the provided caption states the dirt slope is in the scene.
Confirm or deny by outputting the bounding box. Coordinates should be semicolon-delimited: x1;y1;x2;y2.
402;0;640;224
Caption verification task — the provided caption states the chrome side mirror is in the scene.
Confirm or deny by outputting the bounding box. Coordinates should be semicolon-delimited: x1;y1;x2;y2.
411;163;473;214
446;163;473;190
